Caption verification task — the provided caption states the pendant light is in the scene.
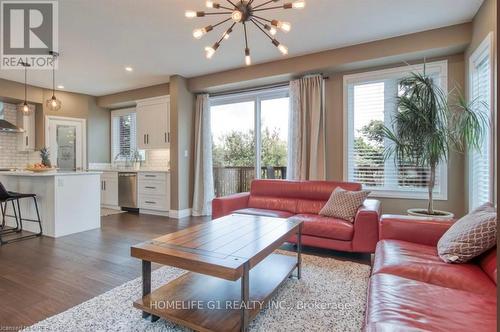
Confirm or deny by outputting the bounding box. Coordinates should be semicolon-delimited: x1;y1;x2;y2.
18;61;32;115
46;51;62;112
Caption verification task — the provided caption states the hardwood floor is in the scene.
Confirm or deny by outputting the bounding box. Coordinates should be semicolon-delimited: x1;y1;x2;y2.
0;212;369;330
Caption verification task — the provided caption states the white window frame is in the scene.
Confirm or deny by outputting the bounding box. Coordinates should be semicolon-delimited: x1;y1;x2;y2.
343;60;448;200
468;32;495;210
111;107;139;161
210;86;290;179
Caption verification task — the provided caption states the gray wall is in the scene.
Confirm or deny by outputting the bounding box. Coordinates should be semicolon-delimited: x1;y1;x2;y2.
87;98;111;163
169;75;195;211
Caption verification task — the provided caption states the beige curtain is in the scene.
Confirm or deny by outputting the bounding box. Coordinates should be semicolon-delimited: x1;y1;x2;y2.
288;75;326;180
192;94;215;216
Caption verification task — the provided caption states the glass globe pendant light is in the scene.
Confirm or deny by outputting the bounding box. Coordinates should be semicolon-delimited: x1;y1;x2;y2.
18;61;32;115
46;51;62;112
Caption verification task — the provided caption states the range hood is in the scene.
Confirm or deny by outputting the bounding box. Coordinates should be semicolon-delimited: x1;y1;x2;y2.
0;102;23;133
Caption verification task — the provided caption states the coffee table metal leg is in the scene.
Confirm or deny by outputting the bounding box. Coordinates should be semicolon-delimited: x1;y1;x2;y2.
142;260;152;319
297;224;302;279
240;262;249;332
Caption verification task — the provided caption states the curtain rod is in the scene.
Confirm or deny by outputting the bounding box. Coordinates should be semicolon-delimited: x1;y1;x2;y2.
209;81;290;98
208;74;329;98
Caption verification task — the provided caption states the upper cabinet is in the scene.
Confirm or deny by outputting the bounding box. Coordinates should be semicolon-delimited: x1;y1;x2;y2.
136;96;170;150
17;107;36;151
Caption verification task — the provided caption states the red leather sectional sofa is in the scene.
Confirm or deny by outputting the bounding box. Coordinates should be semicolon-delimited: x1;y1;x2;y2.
365;215;497;331
212;179;381;253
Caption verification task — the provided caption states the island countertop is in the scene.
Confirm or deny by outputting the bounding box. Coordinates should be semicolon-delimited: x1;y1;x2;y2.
0;171;103;177
0;171;101;237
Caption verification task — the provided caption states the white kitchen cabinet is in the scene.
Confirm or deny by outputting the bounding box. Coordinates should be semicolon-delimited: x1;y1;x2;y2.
136;96;170;150
17;110;36;151
101;171;119;207
138;172;170;215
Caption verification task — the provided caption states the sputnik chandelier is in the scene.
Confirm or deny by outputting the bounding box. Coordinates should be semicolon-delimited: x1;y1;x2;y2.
185;0;306;65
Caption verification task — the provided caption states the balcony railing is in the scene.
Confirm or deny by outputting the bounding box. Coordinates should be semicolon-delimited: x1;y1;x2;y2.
213;166;287;197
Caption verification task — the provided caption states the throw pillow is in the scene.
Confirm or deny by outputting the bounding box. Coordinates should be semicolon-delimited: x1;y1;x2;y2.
437;202;497;263
319;187;370;222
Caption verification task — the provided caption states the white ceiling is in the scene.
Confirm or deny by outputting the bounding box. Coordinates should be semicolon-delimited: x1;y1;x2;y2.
0;0;483;96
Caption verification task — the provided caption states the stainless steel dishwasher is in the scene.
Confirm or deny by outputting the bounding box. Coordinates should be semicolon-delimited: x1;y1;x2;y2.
118;172;137;208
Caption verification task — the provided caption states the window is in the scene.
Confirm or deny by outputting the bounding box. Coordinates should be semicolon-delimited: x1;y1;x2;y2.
111;108;144;161
210;87;290;197
344;61;448;199
469;33;494;210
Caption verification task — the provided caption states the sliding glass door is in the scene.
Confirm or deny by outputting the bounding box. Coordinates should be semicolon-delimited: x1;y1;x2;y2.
210;87;290;197
211;99;256;197
260;96;289;179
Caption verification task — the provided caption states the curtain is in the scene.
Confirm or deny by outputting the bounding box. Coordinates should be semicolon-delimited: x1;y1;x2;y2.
192;94;215;216
287;75;326;180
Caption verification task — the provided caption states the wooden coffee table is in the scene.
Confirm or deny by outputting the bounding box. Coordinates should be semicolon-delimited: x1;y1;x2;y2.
131;214;303;332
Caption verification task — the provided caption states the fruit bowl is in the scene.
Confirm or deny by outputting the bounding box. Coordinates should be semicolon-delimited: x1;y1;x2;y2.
25;164;57;172
25;167;57;172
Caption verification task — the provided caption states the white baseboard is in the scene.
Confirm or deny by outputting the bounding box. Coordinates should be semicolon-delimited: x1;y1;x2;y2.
139;209;169;217
169;208;192;219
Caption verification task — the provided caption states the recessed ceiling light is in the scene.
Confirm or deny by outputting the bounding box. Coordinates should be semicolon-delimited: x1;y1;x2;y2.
57;85;65;89
125;66;133;72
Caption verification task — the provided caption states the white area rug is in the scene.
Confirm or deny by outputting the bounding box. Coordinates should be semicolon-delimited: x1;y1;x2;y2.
101;208;125;217
23;251;370;332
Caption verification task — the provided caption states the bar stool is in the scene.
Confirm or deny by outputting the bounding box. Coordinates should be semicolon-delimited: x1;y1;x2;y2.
0;182;43;245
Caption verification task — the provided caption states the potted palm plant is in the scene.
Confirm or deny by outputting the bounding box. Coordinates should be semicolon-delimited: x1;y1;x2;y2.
382;71;487;218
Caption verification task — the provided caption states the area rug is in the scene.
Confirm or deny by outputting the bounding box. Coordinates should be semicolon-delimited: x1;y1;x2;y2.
101;208;125;217
23;251;370;332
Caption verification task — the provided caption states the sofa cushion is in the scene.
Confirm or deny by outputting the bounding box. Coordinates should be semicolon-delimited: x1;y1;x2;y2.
247;196;297;214
247;180;363;214
373;240;496;295
233;208;295;219
296;199;328;215
478;248;497;284
319;187;370;222
437;202;497;263
289;214;354;241
365;273;497;332
249;179;361;200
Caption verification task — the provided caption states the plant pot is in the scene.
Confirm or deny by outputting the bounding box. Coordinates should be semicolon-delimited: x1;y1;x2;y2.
407;208;454;220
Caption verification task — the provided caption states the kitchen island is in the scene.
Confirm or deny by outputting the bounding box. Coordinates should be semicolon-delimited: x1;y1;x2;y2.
0;171;102;237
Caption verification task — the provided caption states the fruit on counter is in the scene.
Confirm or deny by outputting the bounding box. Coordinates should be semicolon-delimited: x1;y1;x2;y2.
28;163;52;169
40;147;52;167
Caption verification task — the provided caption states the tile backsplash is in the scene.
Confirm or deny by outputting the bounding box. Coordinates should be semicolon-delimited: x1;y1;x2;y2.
0;103;40;168
89;149;170;170
144;149;169;168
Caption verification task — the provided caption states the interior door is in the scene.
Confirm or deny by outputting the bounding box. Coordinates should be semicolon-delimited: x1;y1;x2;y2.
47;117;85;170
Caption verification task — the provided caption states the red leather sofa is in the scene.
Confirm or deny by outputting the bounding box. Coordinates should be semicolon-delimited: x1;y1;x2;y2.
365;215;497;331
212;179;381;253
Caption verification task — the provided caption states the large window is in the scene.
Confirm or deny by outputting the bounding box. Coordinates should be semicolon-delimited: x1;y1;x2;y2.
344;61;448;199
111;108;143;161
469;33;494;210
211;87;290;197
